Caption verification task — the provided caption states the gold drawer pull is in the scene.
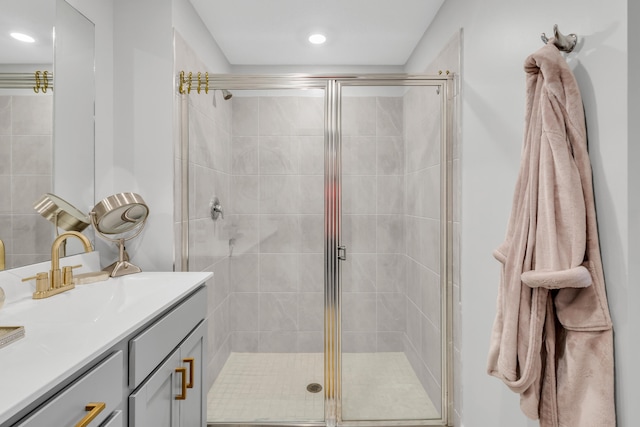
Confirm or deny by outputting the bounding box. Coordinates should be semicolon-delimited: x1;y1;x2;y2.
183;358;195;389
75;402;105;427
175;367;187;400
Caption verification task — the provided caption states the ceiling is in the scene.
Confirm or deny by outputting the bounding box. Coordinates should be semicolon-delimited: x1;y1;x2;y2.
0;0;54;64
189;0;446;66
1;0;446;66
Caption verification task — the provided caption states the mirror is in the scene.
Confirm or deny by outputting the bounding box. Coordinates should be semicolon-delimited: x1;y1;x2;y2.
0;0;95;269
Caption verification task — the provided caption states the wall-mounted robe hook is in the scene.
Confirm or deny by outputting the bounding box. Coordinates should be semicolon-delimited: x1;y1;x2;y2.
541;24;577;53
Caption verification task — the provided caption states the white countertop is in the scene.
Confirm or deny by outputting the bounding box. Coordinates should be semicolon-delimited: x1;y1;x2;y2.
0;256;212;425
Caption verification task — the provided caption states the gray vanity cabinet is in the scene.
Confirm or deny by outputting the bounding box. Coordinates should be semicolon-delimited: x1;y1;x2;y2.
15;351;124;427
128;286;207;427
129;321;206;427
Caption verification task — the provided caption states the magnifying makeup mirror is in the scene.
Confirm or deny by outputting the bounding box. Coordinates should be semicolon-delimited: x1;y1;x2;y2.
90;192;149;277
34;193;91;257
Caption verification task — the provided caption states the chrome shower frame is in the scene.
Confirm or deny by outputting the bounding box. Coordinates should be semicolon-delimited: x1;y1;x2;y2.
187;73;454;427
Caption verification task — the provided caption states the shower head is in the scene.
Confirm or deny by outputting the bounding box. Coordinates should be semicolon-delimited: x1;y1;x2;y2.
221;89;233;100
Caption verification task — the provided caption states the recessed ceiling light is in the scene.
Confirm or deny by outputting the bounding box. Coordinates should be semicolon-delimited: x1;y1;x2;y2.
308;34;326;45
10;32;35;43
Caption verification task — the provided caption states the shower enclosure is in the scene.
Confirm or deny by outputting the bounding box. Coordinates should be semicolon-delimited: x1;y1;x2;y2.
177;73;453;426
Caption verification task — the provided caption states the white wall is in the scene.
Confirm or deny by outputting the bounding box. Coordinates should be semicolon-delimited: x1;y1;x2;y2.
407;0;631;425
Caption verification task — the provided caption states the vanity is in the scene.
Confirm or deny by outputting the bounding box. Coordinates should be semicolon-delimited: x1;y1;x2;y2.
0;256;212;427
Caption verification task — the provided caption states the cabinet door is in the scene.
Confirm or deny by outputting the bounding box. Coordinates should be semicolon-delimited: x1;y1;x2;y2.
179;321;206;427
129;349;181;427
17;351;123;427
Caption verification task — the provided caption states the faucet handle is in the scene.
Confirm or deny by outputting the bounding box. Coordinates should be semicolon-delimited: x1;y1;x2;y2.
22;272;50;294
62;264;82;286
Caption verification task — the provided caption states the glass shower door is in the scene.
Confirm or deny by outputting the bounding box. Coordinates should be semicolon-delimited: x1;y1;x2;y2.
338;82;448;422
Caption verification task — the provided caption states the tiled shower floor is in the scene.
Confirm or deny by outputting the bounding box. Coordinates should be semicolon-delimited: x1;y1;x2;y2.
206;352;439;423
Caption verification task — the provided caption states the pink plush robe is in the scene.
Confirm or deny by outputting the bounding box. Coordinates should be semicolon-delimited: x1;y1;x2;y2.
487;40;616;426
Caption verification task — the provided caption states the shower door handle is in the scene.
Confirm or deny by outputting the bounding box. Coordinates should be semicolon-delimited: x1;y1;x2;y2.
337;245;347;261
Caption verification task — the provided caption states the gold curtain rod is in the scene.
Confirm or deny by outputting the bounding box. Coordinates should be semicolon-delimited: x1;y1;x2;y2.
0;71;53;92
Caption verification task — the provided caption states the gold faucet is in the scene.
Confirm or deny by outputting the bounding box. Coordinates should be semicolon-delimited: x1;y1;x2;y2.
0;239;5;271
22;231;93;299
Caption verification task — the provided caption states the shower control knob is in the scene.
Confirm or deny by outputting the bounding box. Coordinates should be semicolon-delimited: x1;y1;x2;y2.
210;196;224;221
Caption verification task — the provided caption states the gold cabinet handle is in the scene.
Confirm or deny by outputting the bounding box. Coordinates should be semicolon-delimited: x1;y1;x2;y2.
183;358;195;389
175;367;187;400
75;402;105;427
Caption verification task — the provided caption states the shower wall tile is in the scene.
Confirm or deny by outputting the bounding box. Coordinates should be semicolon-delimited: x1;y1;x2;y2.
212;299;229;355
342;293;376;332
229;214;260;254
0;135;10;174
194;165;229;220
297;331;323;352
259;136;299;174
12;214;51;254
12;96;52;135
295;96;324;136
406;166;441;219
376;254;406;293
259;97;298;136
11;135;51;174
377;331;404;352
404;88;440;173
377;293;406;331
12;175;51;214
231;136;259;174
342;215;377;253
342;332;376;353
342;253;377;293
0;176;10;212
210;258;230;310
229;293;259;331
342;175;376;214
230;175;260;214
259;331;297;352
377;136;404;175
376;175;404;215
231;331;260;352
299;253;324;292
298;292;324;331
342;97;376;136
299;175;323;214
212;123;231;174
297;135;324;175
421;267;441;327
190;108;214;168
342;136;376;175
406;300;422;352
260;253;299;292
259;292;298;331
300;215;323;253
376;215;405;254
421;317;442;386
0;97;10;135
232;97;259;136
260;214;301;253
230;254;260;292
376;97;403;137
260;175;300;213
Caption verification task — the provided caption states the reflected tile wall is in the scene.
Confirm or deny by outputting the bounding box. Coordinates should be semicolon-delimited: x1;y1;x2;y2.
0;95;53;269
